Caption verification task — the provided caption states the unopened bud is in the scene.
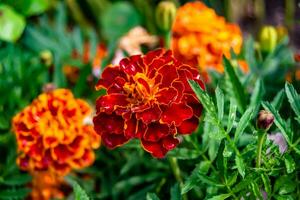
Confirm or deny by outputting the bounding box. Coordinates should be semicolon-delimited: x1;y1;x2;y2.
40;50;53;67
259;26;278;53
155;1;177;32
42;83;56;93
256;110;274;131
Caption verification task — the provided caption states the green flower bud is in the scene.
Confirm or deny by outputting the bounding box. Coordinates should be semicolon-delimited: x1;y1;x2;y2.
259;26;278;53
155;1;177;32
40;50;53;67
256;110;274;131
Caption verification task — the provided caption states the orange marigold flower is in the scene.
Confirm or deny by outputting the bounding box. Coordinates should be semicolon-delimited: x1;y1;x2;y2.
93;49;204;158
12;89;100;175
30;171;66;200
172;2;244;75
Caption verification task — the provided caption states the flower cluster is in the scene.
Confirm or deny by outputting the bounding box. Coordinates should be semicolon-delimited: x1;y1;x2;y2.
12;89;100;175
172;2;246;78
93;49;204;158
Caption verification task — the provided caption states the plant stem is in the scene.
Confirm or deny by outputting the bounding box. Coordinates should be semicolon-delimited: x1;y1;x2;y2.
256;130;267;168
168;157;187;200
164;31;171;49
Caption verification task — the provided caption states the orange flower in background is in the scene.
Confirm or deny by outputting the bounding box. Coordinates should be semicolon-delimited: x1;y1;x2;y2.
172;2;245;77
30;171;66;200
93;49;204;158
12;89;100;175
63;43;107;82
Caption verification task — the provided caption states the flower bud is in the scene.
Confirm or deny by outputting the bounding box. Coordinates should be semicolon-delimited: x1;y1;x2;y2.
256;110;274;131
155;1;177;32
40;50;53;67
259;26;278;53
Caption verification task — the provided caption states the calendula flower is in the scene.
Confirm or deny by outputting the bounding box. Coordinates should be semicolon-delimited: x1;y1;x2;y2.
93;49;204;158
30;171;66;200
172;2;246;78
12;89;100;175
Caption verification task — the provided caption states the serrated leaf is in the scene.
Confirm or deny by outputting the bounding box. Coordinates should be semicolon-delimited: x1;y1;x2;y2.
146;193;160;200
227;99;237;132
251;182;263;200
271;89;285;110
207;193;231;200
168;148;201;160
284;154;295;174
274;175;296;194
223;56;246;112
261;174;271;195
170;183;181;200
216;86;224;121
235;155;245;178
234;106;254;143
285;82;300;117
67;178;89;200
244;36;257;71
250;78;265;113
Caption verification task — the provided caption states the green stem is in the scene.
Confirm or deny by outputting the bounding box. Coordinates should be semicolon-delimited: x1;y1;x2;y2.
168;157;187;200
256;130;267;168
164;31;171;49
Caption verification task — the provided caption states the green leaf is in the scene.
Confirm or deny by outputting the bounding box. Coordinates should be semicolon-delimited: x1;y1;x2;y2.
0;174;32;186
251;182;263;200
101;2;141;41
285;82;300;118
244;36;257;71
216;86;224;121
0;115;9;129
146;193;160;200
68;178;90;200
207;194;231;200
0;5;26;42
170;183;181;200
262;102;292;146
226;99;237;132
22;0;50;16
234;107;254;143
284;154;295;174
271;89;285;110
223;56;246;112
235;155;245;178
274;175;296;195
168;148;201;160
261;174;271;196
250;78;265;113
0;188;31;199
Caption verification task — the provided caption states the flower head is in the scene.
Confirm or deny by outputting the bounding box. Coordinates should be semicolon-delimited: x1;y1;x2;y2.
93;49;204;158
171;2;245;78
12;89;100;175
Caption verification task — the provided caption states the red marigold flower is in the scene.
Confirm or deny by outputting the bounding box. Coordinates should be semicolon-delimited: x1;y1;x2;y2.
12;89;100;175
93;49;204;158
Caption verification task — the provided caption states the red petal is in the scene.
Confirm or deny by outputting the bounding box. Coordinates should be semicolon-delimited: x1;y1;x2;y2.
143;123;170;142
120;56;143;75
101;132;129;148
155;87;177;104
160;103;193;126
141;140;167;158
53;144;73;163
95;66;126;90
96;94;128;113
157;64;179;87
136;104;162;124
93;112;124;135
177;116;199;134
124;117;137;138
162;136;179;150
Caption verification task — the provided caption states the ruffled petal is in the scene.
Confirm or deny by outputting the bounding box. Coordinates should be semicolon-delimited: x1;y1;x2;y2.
160;103;193;126
177;116;199;134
